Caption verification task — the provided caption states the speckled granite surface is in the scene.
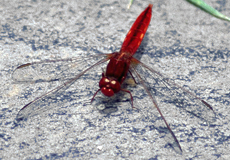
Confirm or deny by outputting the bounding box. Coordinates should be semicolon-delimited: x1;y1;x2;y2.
0;0;229;159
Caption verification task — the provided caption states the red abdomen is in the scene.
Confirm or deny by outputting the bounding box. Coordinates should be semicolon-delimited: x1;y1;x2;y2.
120;4;152;55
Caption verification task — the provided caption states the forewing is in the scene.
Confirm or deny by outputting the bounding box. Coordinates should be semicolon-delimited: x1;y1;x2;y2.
14;54;109;121
129;57;215;152
137;61;216;123
129;65;181;153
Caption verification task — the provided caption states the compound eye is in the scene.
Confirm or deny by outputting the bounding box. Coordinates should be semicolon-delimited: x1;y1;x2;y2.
110;80;120;93
111;80;116;85
99;77;110;88
101;87;114;97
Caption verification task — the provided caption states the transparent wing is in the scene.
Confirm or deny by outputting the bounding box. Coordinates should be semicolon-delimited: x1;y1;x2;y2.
129;65;181;153
137;60;216;123
13;54;108;83
13;54;110;121
129;58;216;153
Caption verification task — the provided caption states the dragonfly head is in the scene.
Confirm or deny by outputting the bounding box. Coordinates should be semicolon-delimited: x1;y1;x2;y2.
99;76;121;97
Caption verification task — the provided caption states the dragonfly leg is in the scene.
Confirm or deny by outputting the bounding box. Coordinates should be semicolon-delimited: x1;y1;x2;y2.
121;88;138;110
91;89;101;103
128;70;137;84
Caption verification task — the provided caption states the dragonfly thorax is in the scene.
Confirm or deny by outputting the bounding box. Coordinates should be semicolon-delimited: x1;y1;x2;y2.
99;76;121;97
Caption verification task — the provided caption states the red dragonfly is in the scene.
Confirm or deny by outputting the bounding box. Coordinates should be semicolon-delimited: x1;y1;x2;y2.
13;4;215;153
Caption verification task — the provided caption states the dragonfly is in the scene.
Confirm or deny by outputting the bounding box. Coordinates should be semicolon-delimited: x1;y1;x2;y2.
13;4;216;153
